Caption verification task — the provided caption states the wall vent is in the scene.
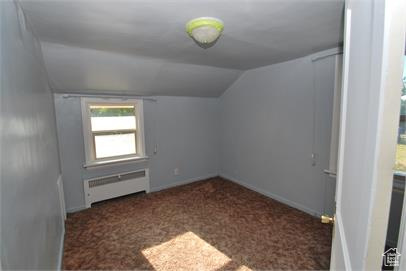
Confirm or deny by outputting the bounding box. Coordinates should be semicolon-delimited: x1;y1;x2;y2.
88;170;146;188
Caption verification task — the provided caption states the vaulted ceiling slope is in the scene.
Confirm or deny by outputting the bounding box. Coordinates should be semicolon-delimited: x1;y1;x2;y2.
20;0;344;97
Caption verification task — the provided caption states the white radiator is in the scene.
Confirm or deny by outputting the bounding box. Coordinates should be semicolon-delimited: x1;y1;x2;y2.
84;169;150;208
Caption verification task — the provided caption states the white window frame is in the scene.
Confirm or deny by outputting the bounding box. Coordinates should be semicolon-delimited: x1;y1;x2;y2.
81;97;146;167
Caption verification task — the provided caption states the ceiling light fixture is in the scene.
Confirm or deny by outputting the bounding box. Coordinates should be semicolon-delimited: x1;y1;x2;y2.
186;17;224;47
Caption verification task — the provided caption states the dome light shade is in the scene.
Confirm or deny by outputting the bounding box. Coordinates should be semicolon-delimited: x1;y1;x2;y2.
186;17;224;45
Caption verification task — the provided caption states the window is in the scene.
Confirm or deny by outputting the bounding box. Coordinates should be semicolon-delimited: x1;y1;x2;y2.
81;98;146;167
395;56;406;173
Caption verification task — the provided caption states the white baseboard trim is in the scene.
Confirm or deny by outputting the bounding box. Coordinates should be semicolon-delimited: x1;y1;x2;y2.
57;227;65;270
150;174;218;192
219;173;321;218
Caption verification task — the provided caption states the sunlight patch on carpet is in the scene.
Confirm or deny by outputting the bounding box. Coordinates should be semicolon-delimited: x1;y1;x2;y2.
142;231;251;271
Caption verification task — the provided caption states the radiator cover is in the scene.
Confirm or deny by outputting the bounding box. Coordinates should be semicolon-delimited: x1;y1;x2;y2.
84;169;150;208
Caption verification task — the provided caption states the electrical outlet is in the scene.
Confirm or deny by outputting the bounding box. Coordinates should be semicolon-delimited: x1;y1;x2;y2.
174;168;179;176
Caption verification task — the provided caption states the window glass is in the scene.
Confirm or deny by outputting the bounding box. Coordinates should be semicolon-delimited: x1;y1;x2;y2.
89;104;137;159
94;133;136;159
395;56;406;172
90;105;136;131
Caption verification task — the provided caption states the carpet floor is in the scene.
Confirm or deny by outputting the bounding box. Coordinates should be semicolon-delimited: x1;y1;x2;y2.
63;177;332;270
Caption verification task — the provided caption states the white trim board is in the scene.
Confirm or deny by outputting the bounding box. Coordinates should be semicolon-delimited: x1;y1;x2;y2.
56;175;66;270
219;173;321;218
57;227;65;271
57;175;66;221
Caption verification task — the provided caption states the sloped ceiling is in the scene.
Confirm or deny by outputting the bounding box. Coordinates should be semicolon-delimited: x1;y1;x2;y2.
20;0;344;97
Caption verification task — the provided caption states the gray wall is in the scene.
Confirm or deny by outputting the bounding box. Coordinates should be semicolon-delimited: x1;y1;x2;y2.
1;1;63;269
54;95;219;212
219;51;337;216
56;49;338;217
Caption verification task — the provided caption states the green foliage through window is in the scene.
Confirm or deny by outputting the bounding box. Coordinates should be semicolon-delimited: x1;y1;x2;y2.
401;75;406;115
90;107;135;117
395;57;406;172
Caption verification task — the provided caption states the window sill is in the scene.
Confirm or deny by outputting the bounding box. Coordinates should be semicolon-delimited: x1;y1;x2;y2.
83;156;149;169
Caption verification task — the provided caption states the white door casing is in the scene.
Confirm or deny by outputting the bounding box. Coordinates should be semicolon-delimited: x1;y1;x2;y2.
330;6;351;269
330;0;405;270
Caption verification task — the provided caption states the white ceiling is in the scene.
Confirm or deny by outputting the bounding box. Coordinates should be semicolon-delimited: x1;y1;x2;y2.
20;0;344;97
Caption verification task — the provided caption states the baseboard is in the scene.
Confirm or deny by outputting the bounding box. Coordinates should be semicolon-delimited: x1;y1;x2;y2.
57;227;65;270
219;173;321;218
150;174;218;192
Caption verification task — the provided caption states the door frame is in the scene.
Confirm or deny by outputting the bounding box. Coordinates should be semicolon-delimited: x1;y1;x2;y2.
362;0;405;268
331;0;406;270
330;6;352;269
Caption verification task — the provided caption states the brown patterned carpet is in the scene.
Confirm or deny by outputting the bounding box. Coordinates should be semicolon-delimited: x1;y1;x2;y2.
63;177;332;270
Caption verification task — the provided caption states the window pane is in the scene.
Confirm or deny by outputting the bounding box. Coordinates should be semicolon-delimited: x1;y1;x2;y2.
94;133;136;159
90;105;136;131
395;56;406;172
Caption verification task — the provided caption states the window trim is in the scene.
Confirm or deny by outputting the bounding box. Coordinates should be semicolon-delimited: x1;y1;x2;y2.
81;97;146;167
